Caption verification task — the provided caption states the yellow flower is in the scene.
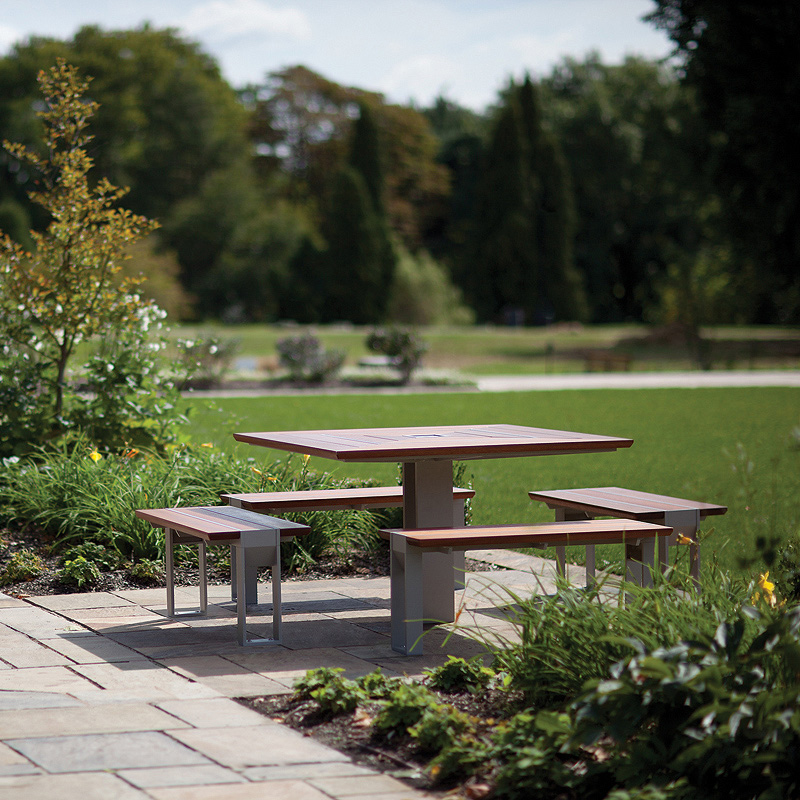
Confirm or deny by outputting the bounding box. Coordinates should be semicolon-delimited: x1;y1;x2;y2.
267;476;278;482
758;571;775;595
676;534;693;545
89;449;102;463
200;442;214;448
251;467;263;476
302;454;310;465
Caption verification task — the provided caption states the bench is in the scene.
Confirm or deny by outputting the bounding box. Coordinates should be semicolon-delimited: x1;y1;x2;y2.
222;485;476;588
384;519;672;655
135;505;309;646
583;350;632;372
528;487;727;586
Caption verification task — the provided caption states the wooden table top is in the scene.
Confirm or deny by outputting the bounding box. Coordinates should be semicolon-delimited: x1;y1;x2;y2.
233;423;633;462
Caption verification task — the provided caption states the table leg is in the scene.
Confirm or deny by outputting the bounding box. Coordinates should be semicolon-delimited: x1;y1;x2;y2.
391;534;424;655
402;460;457;623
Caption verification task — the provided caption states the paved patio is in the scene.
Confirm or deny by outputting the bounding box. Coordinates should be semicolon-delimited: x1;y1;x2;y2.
0;550;576;799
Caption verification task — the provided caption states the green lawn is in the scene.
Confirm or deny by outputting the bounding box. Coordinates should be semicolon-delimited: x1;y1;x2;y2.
186;387;799;582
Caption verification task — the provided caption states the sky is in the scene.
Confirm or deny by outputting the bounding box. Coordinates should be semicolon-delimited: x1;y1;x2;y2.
0;0;674;111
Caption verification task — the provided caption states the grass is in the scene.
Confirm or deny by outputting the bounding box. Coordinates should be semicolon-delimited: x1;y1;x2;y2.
185;386;800;581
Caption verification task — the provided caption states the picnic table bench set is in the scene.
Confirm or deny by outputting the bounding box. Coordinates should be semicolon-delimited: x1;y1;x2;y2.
136;424;726;655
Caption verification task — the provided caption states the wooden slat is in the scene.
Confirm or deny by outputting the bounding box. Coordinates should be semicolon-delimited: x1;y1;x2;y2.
385;519;671;549
136;505;310;541
221;485;475;511
529;487;727;520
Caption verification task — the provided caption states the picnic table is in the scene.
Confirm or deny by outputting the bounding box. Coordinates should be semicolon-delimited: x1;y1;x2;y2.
233;424;634;628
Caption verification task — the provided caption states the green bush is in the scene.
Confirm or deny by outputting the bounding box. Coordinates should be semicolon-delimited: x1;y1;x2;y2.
0;438;380;571
366;327;427;384
424;655;495;694
0;548;44;584
276;333;345;383
58;556;101;589
294;667;364;716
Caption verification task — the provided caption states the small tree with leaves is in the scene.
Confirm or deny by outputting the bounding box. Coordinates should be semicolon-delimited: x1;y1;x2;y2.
0;60;168;456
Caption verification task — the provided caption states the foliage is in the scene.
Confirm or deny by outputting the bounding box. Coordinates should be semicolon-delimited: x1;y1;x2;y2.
647;0;800;323
386;246;474;326
424;656;495;694
175;334;240;389
293;667;363;716
373;682;442;739
127;558;164;585
366;327;427;384
276;333;345;383
57;556;101;589
0;60;191;458
0;437;379;571
0;548;44;584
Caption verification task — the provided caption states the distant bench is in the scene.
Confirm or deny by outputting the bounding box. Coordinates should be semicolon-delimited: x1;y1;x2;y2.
384;518;672;654
583;350;632;372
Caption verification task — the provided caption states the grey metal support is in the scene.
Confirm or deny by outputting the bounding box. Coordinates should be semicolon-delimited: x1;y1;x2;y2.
664;508;702;588
391;533;425;655
165;528;208;618
555;507;594;585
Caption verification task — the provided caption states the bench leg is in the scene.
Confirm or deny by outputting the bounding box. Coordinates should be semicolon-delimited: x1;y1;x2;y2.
230;545;260;605
453;498;467;590
165;528;208;618
624;538;656;592
555;507;595;586
664;509;701;589
233;532;281;646
391;534;425;655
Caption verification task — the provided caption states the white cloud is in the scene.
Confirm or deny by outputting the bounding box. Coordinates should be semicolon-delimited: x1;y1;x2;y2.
379;54;459;106
0;24;21;54
180;0;310;41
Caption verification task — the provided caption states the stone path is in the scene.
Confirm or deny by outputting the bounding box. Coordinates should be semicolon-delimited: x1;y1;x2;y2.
0;551;574;799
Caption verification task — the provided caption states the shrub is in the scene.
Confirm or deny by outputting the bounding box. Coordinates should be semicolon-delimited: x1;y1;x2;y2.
366;327;427;384
175;334;240;389
424;656;495;694
58;556;101;589
0;438;379;572
276;333;345;383
128;559;164;585
294;667;363;716
0;548;44;584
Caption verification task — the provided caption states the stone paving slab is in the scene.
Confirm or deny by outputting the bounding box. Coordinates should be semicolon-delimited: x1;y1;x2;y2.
241;761;376;781
147;780;331;800
310;773;421;796
117;763;246;789
155;697;277;729
168;724;350;769
0;666;100;695
0;702;190;739
0;606;89;639
0;690;82;711
27;592;139;612
156;655;289;698
0;772;147;799
0;625;73;668
43;633;149;664
6;730;213;773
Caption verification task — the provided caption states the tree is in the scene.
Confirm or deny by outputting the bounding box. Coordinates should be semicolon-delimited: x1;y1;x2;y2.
647;1;800;322
541;54;710;322
0;60;160;453
318;167;385;324
466;96;536;322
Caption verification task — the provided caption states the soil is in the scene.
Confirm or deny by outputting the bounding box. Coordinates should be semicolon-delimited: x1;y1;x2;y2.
237;686;516;798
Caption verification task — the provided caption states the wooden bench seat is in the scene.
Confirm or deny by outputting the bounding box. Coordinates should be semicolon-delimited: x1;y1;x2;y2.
135;505;309;645
222;485;476;589
528;487;727;586
221;485;474;513
383;519;672;655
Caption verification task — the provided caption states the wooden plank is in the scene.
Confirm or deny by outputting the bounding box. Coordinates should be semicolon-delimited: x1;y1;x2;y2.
221;485;475;511
529;487;727;519
135;508;241;540
385;519;672;549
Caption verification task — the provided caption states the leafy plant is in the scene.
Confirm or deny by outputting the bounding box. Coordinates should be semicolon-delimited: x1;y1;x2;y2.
372;682;441;739
176;334;240;389
58;556;101;589
276;333;345;383
294;667;364;715
0;59;162;457
128;558;164;585
366;326;427;384
424;656;495;694
0;548;44;584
